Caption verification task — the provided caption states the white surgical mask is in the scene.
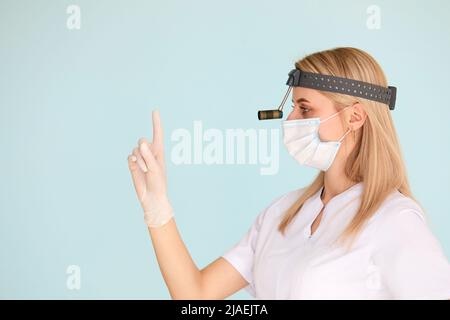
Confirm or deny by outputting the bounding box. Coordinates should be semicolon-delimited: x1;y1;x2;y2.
282;106;351;171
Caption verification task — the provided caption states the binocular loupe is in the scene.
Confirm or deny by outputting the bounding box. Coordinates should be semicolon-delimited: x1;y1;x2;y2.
257;69;397;120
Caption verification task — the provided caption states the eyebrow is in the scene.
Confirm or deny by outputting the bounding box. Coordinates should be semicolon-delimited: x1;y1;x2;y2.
292;98;311;104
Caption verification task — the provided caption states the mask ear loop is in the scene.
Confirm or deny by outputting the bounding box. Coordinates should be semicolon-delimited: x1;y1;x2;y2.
338;128;352;142
338;102;359;142
320;105;352;123
321;104;354;142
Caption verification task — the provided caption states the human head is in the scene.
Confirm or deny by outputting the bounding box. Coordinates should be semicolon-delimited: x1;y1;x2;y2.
279;47;416;243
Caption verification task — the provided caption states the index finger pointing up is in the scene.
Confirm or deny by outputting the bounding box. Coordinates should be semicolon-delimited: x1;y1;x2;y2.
152;109;164;149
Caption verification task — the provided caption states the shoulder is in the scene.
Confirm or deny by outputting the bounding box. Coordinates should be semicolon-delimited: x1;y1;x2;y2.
369;189;426;224
367;190;435;248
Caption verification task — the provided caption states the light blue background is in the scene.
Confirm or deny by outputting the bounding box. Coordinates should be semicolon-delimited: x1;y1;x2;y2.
1;0;449;299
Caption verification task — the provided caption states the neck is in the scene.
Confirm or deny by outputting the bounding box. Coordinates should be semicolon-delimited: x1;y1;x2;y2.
321;156;356;205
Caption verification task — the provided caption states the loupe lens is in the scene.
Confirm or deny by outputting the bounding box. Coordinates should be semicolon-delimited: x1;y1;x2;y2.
258;109;283;120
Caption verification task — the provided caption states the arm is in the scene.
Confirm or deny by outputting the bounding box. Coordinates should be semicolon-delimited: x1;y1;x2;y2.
128;110;248;299
148;219;248;299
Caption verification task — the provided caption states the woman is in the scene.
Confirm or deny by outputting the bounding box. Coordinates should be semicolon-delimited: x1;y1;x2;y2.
127;47;450;299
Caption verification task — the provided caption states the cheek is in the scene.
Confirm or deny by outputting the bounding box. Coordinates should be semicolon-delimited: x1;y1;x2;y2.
318;126;331;141
318;121;344;141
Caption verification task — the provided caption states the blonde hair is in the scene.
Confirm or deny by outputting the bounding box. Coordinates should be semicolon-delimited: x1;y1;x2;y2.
278;47;422;246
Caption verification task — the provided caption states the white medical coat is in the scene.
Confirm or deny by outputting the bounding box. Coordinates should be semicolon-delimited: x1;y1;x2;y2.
222;182;450;299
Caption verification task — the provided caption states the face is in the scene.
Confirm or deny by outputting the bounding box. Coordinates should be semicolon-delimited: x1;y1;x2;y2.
287;87;348;142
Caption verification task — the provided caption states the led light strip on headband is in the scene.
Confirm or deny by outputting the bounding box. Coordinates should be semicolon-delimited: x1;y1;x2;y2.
258;69;397;120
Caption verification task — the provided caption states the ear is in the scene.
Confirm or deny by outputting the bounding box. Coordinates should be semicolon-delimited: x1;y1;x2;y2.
348;102;367;131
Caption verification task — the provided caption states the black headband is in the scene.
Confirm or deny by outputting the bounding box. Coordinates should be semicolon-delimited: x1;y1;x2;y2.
286;69;397;110
257;68;397;120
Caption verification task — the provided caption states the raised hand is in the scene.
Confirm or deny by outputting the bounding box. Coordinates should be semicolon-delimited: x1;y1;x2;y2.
128;110;174;228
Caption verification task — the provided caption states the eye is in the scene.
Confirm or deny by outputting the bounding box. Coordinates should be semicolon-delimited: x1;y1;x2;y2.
300;106;311;113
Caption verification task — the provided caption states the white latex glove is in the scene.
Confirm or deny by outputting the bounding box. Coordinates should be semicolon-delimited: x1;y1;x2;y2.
127;110;174;228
